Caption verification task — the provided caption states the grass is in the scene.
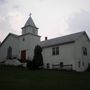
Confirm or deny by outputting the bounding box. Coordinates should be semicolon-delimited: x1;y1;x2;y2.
0;66;90;90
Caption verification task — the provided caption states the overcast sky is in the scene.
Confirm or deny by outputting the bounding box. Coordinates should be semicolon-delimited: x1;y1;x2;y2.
0;0;90;41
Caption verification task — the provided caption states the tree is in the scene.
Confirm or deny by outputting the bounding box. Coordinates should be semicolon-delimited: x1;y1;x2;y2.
33;45;43;69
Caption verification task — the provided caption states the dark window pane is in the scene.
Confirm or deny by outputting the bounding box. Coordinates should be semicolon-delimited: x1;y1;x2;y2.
7;46;12;59
56;47;59;55
52;48;55;55
47;63;50;69
83;47;87;56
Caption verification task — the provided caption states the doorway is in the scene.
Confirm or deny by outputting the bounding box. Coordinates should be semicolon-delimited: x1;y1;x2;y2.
21;50;26;62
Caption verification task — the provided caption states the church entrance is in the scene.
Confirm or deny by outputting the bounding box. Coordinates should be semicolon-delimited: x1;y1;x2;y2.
21;50;26;62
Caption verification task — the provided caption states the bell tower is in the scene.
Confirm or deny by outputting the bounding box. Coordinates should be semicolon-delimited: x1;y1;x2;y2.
22;14;38;35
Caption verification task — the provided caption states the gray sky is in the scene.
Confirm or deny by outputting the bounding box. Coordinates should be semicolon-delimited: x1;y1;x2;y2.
0;0;90;41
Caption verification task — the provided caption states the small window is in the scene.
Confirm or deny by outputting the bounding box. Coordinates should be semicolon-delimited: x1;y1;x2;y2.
23;38;25;41
52;48;55;55
52;47;59;56
82;47;87;56
47;63;50;69
56;47;59;55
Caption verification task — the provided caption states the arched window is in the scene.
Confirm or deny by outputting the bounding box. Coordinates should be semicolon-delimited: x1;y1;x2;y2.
7;46;12;59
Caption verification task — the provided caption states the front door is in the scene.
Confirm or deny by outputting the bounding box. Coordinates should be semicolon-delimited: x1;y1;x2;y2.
21;50;26;62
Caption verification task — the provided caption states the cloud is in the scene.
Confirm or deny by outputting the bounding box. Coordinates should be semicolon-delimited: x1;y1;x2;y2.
0;15;11;31
67;10;90;36
7;10;24;32
0;0;24;41
1;0;90;42
0;10;24;41
0;0;6;4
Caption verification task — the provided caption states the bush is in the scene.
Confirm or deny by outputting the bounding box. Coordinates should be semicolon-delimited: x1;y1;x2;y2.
33;45;43;69
27;60;34;69
27;45;43;70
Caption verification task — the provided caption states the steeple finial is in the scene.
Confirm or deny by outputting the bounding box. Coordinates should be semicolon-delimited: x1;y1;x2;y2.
29;13;32;17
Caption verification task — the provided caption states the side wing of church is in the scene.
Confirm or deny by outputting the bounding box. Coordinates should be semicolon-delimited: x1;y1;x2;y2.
0;15;90;72
41;31;90;72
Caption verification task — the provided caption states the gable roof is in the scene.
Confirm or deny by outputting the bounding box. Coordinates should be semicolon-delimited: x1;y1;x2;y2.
22;16;38;29
0;33;18;47
40;31;89;48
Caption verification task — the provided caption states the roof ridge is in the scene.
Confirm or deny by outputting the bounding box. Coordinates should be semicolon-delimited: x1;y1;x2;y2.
0;33;19;47
41;31;86;47
41;31;85;42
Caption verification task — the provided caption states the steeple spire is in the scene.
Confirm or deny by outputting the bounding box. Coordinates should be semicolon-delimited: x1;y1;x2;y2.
29;13;32;17
23;14;37;28
22;14;38;35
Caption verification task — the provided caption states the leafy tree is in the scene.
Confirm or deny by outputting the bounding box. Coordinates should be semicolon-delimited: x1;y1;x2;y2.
33;45;43;69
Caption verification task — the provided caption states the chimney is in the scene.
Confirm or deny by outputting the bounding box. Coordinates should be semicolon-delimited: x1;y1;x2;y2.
45;37;48;40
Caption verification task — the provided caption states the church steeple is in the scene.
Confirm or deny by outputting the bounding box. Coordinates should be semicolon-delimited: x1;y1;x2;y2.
22;14;38;35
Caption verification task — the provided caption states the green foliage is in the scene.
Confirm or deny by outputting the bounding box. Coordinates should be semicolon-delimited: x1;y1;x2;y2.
27;60;34;69
33;45;43;69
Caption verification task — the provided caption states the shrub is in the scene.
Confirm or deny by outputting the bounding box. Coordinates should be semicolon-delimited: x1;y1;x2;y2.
27;60;34;69
33;45;43;69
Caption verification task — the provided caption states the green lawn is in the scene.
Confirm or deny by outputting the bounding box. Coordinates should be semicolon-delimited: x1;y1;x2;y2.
0;66;90;90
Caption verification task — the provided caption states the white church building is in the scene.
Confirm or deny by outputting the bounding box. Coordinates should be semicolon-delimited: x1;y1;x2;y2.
0;15;90;72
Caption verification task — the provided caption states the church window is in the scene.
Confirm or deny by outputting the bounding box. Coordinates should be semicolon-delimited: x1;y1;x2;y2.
52;48;55;55
7;46;12;59
82;47;87;56
56;47;59;55
52;47;59;56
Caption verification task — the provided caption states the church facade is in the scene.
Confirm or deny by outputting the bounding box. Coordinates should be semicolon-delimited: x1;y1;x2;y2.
0;16;40;63
0;16;90;72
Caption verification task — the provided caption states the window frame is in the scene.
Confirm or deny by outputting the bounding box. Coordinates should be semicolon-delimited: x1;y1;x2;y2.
52;46;59;56
82;47;87;56
56;47;59;55
52;48;55;55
